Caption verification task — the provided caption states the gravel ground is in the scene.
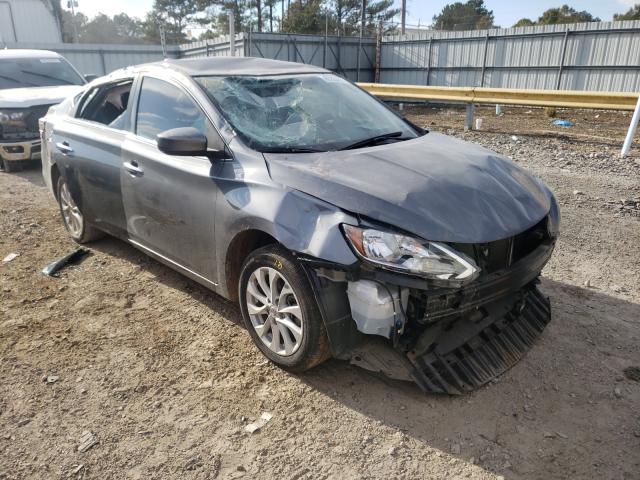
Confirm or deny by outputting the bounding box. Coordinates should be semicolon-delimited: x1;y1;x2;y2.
1;106;639;480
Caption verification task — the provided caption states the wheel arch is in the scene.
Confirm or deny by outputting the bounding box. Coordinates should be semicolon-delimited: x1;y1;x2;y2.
224;228;279;302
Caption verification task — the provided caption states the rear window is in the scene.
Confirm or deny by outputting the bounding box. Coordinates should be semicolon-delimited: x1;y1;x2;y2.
0;56;85;89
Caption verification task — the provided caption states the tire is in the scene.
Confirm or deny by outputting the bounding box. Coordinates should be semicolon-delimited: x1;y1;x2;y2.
56;176;104;243
239;245;331;372
2;159;22;173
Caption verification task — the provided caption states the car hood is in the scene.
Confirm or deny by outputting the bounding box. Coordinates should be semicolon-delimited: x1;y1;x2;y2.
264;132;552;243
0;85;82;108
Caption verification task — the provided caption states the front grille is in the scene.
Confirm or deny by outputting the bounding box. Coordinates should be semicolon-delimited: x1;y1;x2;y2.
0;105;52;142
451;217;549;274
408;286;551;394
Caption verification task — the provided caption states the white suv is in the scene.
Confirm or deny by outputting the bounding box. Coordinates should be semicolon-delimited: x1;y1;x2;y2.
0;49;85;172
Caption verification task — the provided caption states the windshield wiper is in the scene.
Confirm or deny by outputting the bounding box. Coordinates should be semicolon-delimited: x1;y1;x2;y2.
339;131;407;150
20;70;75;85
0;74;38;87
261;146;327;153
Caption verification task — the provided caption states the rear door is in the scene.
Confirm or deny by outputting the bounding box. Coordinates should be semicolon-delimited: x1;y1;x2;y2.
50;78;135;238
120;75;224;284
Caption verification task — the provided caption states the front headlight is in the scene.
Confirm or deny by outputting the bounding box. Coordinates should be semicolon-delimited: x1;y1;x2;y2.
342;224;479;282
0;110;26;124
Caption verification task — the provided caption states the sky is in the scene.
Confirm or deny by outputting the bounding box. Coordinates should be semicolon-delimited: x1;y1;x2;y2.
72;0;639;28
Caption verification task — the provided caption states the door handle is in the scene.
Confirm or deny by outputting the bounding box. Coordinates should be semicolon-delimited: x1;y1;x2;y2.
55;141;73;155
123;161;144;177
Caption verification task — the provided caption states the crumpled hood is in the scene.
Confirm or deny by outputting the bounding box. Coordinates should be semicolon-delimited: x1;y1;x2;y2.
264;132;553;243
0;85;82;108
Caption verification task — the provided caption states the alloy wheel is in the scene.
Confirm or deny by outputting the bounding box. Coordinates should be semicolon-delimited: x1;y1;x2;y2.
245;266;304;356
59;181;83;238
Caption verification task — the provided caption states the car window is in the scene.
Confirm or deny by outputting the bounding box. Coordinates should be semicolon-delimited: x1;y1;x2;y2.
76;80;133;130
135;77;221;148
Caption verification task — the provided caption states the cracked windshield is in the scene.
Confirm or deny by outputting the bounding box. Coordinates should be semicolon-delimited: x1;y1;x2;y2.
196;73;417;152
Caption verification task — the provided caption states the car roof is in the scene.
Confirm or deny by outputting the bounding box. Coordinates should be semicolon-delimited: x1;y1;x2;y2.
146;56;329;77
0;49;62;59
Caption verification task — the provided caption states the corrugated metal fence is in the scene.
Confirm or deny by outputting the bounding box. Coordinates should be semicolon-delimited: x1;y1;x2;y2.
381;20;640;92
3;42;179;76
178;34;246;59
6;21;640;91
246;32;375;81
179;32;376;82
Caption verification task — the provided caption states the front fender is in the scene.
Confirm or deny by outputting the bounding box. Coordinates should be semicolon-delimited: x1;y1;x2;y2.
214;173;359;297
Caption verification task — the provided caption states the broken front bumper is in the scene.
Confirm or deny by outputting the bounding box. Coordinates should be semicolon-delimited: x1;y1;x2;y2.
303;239;555;395
407;285;550;394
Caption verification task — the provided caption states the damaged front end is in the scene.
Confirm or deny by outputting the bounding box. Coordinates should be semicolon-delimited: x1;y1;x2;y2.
301;214;557;395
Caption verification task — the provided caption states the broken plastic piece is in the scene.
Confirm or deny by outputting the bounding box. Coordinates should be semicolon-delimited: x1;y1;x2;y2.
2;252;19;263
77;430;98;453
244;412;273;433
42;248;90;277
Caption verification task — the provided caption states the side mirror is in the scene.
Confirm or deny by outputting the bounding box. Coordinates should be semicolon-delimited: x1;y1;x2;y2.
84;74;98;83
157;127;208;156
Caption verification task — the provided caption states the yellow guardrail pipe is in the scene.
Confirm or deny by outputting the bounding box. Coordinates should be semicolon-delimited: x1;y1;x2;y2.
357;82;640;157
357;83;639;111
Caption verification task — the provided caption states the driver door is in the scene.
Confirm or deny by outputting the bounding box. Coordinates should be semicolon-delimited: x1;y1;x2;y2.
121;75;225;285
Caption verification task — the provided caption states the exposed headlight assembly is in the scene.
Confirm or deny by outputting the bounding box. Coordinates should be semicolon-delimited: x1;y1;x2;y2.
343;224;479;283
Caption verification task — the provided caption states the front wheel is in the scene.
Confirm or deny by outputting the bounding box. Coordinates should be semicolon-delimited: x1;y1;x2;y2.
239;245;331;372
56;176;104;243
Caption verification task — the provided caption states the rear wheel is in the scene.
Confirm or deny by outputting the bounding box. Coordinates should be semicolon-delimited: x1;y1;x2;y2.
56;176;103;243
239;245;331;372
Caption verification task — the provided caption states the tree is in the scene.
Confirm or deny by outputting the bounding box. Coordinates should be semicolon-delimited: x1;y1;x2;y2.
536;5;600;25
150;0;198;42
195;0;256;37
364;1;399;34
265;0;278;31
281;0;326;34
329;0;398;36
432;0;495;31
513;18;535;28
614;4;640;21
256;0;263;31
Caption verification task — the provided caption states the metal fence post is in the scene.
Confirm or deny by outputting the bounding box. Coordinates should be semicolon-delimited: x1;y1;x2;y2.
465;104;475;131
480;31;490;87
323;15;328;68
337;35;342;76
425;38;432;86
375;20;382;83
98;49;106;75
556;27;570;90
621;95;640;157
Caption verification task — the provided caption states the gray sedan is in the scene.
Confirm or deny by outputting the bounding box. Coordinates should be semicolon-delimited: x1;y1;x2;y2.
41;57;559;394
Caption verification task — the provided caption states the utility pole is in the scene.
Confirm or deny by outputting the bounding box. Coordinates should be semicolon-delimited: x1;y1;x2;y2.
228;9;235;56
357;0;366;81
158;23;166;58
67;0;80;43
401;0;406;35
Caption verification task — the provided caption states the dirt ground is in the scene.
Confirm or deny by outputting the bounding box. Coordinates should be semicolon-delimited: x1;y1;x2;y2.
1;106;639;480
